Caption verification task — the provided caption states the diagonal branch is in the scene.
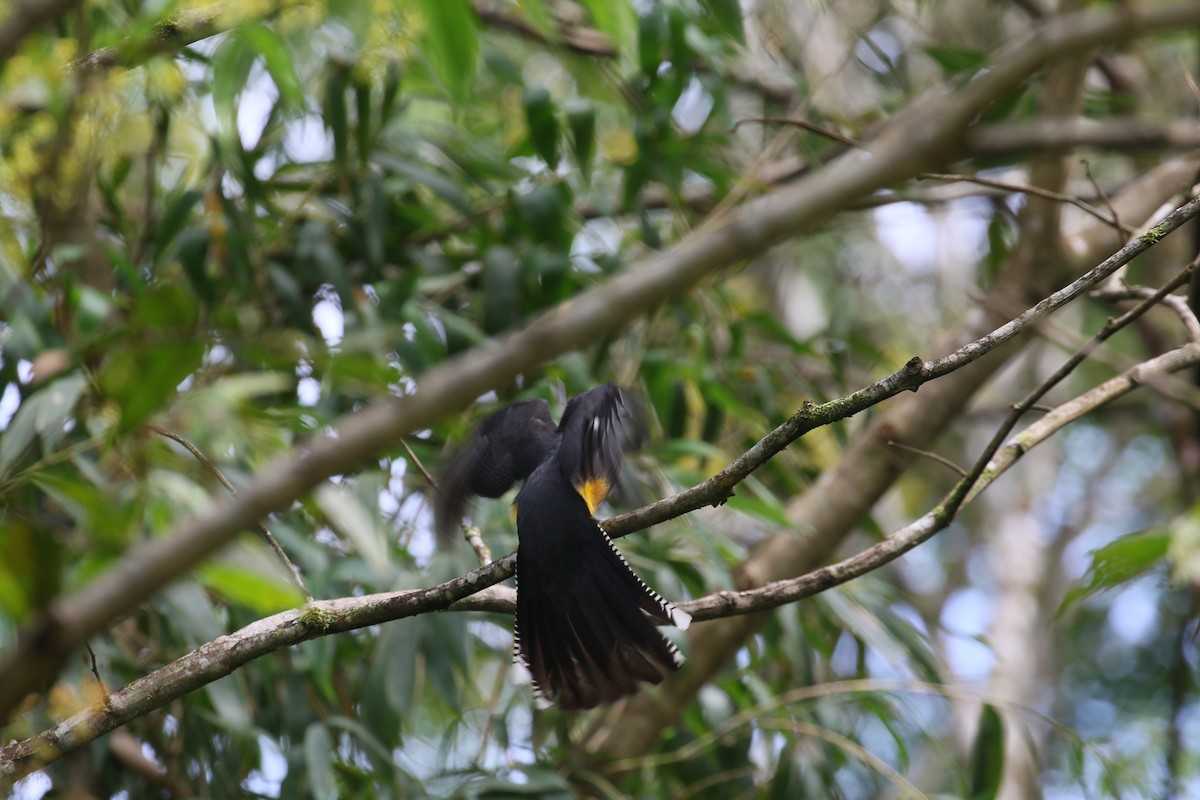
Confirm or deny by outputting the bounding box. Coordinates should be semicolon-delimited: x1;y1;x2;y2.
0;0;83;63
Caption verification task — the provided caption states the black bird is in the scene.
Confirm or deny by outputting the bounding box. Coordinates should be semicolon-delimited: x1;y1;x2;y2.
436;384;690;710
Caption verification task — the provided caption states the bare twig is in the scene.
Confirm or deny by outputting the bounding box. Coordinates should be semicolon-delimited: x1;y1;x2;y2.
1092;280;1200;344
399;437;492;565
85;643;102;688
1083;158;1124;251
962;259;1200;506
737;116;1133;234
684;265;1200;622
461;525;493;566
886;441;967;477
398;437;436;489
732;116;861;149
147;424;313;602
921;172;1133;235
974;343;1200;498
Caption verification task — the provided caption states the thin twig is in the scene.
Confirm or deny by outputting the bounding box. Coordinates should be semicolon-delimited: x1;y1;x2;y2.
731;116;861;149
1082;158;1124;251
886;441;968;477
1177;54;1200;105
400;437;492;565
921;172;1133;235
398;437;436;489
147;424;313;602
1092;277;1200;344
735;116;1133;234
85;643;102;688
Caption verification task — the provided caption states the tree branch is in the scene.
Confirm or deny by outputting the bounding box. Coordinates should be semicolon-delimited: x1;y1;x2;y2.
69;2;284;74
0;0;82;63
471;0;617;58
966;118;1200;157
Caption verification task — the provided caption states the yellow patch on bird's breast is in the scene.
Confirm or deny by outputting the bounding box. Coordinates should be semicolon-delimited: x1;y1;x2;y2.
575;478;611;514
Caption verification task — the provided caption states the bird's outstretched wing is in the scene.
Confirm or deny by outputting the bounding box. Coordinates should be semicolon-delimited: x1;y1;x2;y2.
435;398;556;544
555;383;639;514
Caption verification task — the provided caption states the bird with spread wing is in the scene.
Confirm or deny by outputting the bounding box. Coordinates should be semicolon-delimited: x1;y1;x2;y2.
436;384;690;710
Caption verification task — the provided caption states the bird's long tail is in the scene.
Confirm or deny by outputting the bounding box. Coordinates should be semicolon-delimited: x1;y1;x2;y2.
513;520;691;710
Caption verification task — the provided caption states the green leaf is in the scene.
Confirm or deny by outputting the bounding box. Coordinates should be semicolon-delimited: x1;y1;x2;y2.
132;282;200;332
152;189;204;263
565;99;596;180
198;563;305;615
431;306;485;354
1059;528;1170;616
314;484;390;571
205;674;253;733
0;519;62;616
34;372;85;452
211;32;258;142
30;467;133;546
638;8;666;77
304;722;337;800
99;339;205;433
523;85;559;167
375;152;474;216
0;373;87;477
354;79;373;168
578;0;636;52
240;24;304;110
922;45;989;76
483;245;521;333
969;704;1005;800
698;0;744;41
464;767;573;799
417;0;479;104
515;183;572;250
0;398;38;478
724;493;790;527
324;66;350;171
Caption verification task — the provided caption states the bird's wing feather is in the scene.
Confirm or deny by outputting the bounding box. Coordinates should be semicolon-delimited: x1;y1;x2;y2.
435;398;554;543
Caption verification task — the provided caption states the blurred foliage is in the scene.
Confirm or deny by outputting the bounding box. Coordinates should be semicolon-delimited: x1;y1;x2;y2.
1;0;1199;798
